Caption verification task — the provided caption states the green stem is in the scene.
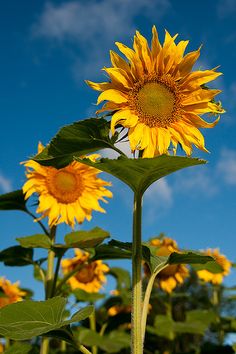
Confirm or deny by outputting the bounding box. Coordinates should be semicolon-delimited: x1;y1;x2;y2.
79;344;93;354
40;339;49;354
141;264;168;343
51;253;63;296
89;310;98;354
131;192;143;354
40;226;57;354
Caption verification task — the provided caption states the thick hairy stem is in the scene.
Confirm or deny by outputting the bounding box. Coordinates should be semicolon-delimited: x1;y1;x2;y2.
131;192;143;354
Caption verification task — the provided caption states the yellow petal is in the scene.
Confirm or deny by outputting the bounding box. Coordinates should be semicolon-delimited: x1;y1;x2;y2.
110;50;132;74
97;89;128;105
184;113;220;128
111;109;138;134
176;46;201;77
180;69;222;88
85;80;113;92
103;67;132;89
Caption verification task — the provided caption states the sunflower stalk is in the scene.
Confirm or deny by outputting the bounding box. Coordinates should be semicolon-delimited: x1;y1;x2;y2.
131;192;143;354
40;226;57;354
89;310;98;354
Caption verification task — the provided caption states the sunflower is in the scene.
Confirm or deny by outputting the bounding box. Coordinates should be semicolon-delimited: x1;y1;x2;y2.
22;143;112;228
61;249;109;293
145;237;189;293
87;26;224;157
197;248;231;285
0;277;26;308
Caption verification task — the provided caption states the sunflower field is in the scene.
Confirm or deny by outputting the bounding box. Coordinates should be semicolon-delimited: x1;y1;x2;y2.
0;16;236;354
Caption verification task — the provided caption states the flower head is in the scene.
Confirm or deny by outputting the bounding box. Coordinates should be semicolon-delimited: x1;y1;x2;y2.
87;27;224;157
145;237;189;293
0;277;26;308
61;249;109;293
197;248;231;285
22;144;112;228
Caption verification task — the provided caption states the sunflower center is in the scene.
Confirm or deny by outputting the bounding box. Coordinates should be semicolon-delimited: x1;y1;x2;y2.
47;169;82;203
137;82;174;118
76;264;95;283
54;171;77;193
130;76;182;128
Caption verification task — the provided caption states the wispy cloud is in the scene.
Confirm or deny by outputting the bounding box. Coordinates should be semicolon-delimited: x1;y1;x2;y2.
173;167;219;197
144;178;173;221
31;0;171;79
217;148;236;185
217;0;236;19
0;172;12;193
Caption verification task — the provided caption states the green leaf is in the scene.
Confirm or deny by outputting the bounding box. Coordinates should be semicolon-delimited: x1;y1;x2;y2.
4;342;37;354
169;252;214;264
153;315;175;340
16;234;52;249
0;296;94;340
91;244;132;261
73;289;105;302
34;118;117;168
0;190;27;212
78;328;130;353
75;155;206;194
109;239;167;273
193;261;223;273
0;246;33;266
64;227;110;248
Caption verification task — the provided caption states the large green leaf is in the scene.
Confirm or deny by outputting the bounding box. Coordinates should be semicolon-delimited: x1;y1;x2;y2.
74;155;206;194
0;246;34;266
78;328;130;353
0;190;27;212
16;234;52;249
149;310;217;339
0;296;94;340
64;227;110;248
4;342;37;354
34;118;118;168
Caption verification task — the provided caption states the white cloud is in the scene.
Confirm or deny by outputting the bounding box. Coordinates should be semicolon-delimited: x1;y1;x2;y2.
31;0;171;79
217;0;236;19
217;148;236;185
173;168;218;197
0;173;12;193
144;178;173;221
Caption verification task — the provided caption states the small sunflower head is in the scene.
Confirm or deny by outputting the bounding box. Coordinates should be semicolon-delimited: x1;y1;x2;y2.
61;249;109;293
22;144;112;228
145;236;189;293
197;248;231;285
0;277;26;308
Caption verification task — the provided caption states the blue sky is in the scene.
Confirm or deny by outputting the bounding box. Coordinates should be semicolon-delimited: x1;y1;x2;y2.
0;0;236;299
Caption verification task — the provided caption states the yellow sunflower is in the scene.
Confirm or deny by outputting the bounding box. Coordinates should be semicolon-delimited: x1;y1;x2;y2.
22;143;112;228
145;237;189;293
87;26;224;157
0;277;26;308
197;248;231;285
61;249;109;293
